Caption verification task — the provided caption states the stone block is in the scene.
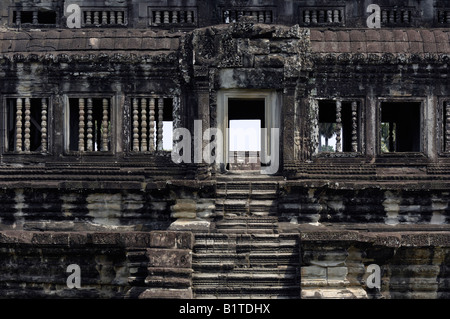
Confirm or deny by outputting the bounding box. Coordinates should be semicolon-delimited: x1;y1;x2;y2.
309;30;323;41
247;39;270;55
301;287;368;299
145;275;191;288
139;288;193;299
171;212;197;219
172;199;196;212
169;219;211;232
150;231;177;248
147;248;192;268
90;232;121;245
301;265;327;279
254;54;284;68
120;232;152;248
327;267;348;280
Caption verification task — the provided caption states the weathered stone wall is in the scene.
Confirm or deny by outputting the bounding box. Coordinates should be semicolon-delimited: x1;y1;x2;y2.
0;181;215;232
0;228;449;299
0;230;193;298
300;228;450;299
279;182;450;225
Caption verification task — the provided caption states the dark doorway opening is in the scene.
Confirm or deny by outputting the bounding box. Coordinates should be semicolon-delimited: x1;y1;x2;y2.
381;102;421;153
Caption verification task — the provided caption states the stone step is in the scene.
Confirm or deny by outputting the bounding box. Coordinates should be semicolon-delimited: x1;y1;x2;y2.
214;217;279;232
193;286;300;299
192;252;299;266
194;244;299;254
193;273;299;286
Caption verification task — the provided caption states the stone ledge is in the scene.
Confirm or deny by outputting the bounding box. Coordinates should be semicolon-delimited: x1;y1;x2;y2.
292;224;450;247
0;230;193;248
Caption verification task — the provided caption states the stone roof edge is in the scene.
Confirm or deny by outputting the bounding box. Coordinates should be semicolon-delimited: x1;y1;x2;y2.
0;51;179;63
310;51;450;64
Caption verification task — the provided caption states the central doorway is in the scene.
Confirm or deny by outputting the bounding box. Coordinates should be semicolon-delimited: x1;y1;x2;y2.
228;98;265;170
217;90;280;173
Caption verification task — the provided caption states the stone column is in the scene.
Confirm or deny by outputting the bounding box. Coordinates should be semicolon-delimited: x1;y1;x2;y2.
282;84;297;172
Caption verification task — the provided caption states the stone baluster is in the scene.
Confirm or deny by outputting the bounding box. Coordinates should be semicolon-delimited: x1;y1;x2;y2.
335;100;342;153
41;98;48;153
327;10;333;23
15;98;23;152
319;10;325;23
223;10;230;23
172;11;179;24
405;10;411;23
351;101;358;152
382;10;387;23
163;11;170;24
265;11;272;23
16;11;21;25
311;11;317;24
180;10;186;23
157;98;164;151
102;98;109;151
149;98;156;152
24;98;31;153
388;122;395;152
141;98;148;152
117;11;123;24
389;10;394;23
86;98;93;152
132;98;139;152
93;11;99;25
85;11;92;25
187;11;193;23
33;11;38;24
155;11;161;24
304;10;310;24
110;11;116;25
231;10;237;23
102;11;108;25
445;102;450;152
258;11;264;23
78;98;85;152
334;10;340;23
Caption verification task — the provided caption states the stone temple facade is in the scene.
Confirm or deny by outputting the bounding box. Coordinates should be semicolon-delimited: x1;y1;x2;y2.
1;0;450;299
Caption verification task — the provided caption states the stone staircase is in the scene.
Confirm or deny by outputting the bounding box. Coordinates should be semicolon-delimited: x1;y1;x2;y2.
215;180;279;218
192;232;301;299
192;176;301;299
